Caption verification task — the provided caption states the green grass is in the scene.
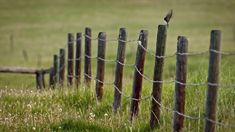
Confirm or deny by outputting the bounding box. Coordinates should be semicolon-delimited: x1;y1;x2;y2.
0;0;235;131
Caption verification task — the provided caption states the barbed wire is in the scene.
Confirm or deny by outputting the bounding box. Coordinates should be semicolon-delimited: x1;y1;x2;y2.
152;96;235;128
113;84;151;101
55;47;235;89
151;96;200;120
52;43;235;90
205;117;235;128
176;50;209;56
210;49;235;56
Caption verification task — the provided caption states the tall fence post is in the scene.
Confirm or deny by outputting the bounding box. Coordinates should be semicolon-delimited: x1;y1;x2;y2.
53;54;59;88
130;30;148;121
84;27;92;87
75;32;82;88
173;36;188;132
67;33;74;86
150;25;167;129
204;30;221;132
95;32;106;101
113;28;127;112
59;48;65;86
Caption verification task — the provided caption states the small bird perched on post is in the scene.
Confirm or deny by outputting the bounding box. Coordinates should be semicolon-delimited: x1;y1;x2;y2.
164;9;173;27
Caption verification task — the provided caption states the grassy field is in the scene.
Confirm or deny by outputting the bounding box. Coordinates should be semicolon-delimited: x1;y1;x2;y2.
0;0;235;131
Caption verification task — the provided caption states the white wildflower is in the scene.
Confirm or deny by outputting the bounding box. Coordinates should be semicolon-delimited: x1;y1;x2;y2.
32;127;36;130
27;104;32;109
104;113;108;117
89;112;95;120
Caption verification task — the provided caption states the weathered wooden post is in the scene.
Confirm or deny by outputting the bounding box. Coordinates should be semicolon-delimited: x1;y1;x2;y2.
173;36;188;132
49;67;54;87
36;71;44;89
59;48;65;86
113;28;127;112
52;54;58;88
95;32;106;101
75;32;82;88
204;30;221;132
130;30;148;121
150;25;167;129
67;33;74;86
84;27;92;87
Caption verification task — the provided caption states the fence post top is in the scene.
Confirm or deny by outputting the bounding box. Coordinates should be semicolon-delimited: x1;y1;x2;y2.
177;36;188;53
158;25;167;29
119;28;127;34
211;30;221;34
76;32;82;36
98;32;106;38
177;36;187;42
140;30;148;35
120;27;126;30
68;33;73;36
85;27;92;30
59;48;65;52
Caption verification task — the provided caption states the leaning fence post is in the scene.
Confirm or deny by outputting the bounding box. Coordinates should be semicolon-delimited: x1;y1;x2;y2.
75;32;82;88
204;30;221;132
84;27;92;87
67;33;74;86
113;28;127;112
173;36;188;132
59;48;65;86
95;32;106;101
150;25;167;129
130;30;148;121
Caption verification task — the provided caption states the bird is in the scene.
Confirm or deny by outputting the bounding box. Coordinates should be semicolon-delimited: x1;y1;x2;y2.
164;9;173;27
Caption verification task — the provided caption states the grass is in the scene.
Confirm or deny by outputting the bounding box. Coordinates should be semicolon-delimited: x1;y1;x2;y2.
0;0;235;131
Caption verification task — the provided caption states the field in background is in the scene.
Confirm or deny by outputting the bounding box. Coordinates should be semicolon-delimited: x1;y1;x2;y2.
0;0;235;131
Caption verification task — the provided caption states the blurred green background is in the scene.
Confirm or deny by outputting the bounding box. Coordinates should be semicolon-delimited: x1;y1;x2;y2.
0;0;235;131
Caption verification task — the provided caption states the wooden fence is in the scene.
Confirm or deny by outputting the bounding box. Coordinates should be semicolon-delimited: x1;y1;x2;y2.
38;26;235;131
0;67;50;89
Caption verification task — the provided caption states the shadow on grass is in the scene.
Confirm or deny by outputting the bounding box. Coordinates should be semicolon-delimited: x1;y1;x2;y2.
51;119;112;132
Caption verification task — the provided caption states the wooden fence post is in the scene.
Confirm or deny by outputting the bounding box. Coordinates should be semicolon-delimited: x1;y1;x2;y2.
75;32;82;88
36;71;44;89
150;25;167;129
59;48;65;86
95;32;106;101
130;30;148;121
49;67;54;87
84;27;92;87
53;54;59;88
204;30;221;132
113;28;127;112
67;33;74;86
173;36;188;132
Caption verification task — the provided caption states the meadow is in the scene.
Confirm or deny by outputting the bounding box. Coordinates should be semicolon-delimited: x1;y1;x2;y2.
0;0;235;131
